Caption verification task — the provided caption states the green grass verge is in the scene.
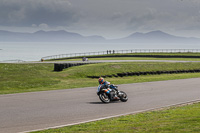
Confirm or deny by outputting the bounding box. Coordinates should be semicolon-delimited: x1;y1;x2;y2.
46;52;200;61
33;102;200;133
52;57;200;61
66;62;200;77
1;62;200;94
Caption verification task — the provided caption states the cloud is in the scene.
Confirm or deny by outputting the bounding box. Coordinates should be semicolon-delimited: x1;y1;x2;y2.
0;0;77;27
1;0;200;38
38;23;49;29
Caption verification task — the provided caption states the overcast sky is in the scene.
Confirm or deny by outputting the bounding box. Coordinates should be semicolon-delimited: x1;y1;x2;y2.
1;0;200;39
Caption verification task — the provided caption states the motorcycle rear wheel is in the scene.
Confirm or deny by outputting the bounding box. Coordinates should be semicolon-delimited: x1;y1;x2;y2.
99;93;110;103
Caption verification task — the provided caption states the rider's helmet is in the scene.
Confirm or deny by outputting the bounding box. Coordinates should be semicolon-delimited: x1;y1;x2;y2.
98;77;104;84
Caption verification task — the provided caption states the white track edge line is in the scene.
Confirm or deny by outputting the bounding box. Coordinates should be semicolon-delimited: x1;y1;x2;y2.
19;99;200;133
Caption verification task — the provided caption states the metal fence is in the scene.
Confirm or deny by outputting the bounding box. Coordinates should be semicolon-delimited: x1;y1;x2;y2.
41;49;200;60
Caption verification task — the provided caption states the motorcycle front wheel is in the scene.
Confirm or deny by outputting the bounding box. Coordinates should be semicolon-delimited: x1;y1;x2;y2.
119;91;128;102
99;93;110;103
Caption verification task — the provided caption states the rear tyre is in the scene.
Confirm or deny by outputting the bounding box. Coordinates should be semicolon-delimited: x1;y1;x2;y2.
99;93;110;103
119;91;128;102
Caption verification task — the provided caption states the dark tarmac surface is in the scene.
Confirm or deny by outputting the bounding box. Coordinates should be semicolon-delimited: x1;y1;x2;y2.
0;78;200;133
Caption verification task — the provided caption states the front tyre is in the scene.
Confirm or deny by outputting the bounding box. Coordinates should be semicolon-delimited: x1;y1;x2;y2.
99;93;110;103
119;91;128;102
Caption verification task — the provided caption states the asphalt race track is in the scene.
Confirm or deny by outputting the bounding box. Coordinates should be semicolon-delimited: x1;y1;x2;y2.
0;78;200;133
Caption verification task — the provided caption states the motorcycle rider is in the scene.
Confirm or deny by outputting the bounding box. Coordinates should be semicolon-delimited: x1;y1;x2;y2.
98;77;119;100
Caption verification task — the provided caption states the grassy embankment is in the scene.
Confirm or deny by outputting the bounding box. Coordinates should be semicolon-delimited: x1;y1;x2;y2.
33;102;200;133
47;52;200;61
1;62;200;94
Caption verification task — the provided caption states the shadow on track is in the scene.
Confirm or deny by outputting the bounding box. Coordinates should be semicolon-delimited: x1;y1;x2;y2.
88;101;121;104
88;102;105;104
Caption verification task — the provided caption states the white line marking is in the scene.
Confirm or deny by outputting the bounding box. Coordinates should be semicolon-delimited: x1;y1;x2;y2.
20;99;200;133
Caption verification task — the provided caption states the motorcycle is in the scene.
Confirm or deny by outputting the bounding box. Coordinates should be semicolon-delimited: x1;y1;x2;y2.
97;84;128;103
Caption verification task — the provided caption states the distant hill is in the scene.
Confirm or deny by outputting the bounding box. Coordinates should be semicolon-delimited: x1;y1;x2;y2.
0;30;200;43
114;30;200;43
0;30;106;42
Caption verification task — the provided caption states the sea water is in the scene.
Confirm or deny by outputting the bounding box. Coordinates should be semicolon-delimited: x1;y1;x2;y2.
0;42;200;62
